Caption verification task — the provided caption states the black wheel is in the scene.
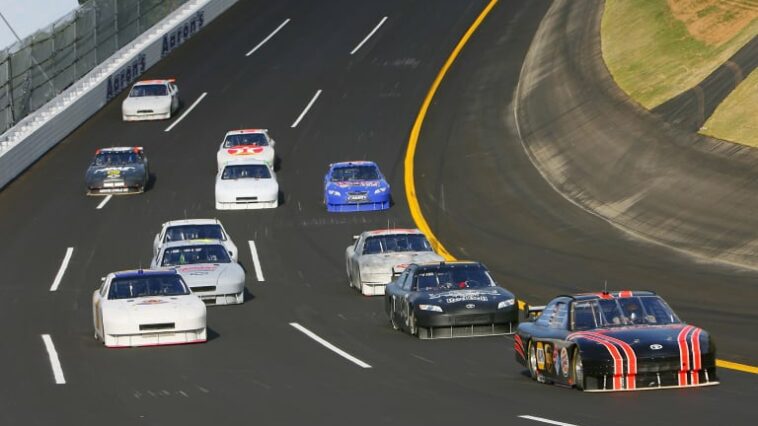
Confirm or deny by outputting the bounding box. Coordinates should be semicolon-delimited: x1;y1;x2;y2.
390;303;400;330
572;347;584;390
408;310;418;336
527;340;539;380
346;264;354;288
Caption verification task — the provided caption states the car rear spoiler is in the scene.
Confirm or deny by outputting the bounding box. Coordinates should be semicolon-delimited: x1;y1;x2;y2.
391;264;409;279
526;305;546;320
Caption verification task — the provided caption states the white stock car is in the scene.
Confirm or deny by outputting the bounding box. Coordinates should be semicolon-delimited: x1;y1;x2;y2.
122;79;179;121
92;269;207;348
216;129;276;171
151;240;246;305
153;219;238;261
345;229;445;296
215;159;279;210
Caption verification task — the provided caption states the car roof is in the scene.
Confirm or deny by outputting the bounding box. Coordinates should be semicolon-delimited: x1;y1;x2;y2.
364;228;422;236
96;146;143;153
161;239;225;249
565;290;658;302
112;269;178;278
163;219;221;227
331;161;377;168
134;79;173;86
221;158;269;167
225;129;267;136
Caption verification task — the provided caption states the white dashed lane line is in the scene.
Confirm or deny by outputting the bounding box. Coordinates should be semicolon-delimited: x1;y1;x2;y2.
350;16;388;55
41;334;66;384
245;18;291;57
248;240;265;282
96;195;112;209
518;415;580;426
289;323;372;369
49;247;73;292
164;92;207;132
291;89;322;128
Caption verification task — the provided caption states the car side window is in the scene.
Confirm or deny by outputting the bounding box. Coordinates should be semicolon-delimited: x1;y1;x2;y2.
535;301;557;327
99;280;109;297
401;271;413;291
550;302;569;329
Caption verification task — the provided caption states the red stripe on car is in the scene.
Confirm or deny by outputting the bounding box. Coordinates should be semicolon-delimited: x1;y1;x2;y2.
677;325;694;386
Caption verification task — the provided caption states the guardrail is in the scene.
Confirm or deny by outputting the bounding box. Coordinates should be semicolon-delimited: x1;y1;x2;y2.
0;0;238;190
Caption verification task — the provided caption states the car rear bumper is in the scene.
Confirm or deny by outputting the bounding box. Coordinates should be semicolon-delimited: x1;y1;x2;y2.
87;185;144;195
123;111;170;121
415;308;519;339
327;200;390;212
191;288;245;306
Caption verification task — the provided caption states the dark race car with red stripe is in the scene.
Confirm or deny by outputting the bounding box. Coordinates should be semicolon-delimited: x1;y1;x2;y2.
514;291;719;392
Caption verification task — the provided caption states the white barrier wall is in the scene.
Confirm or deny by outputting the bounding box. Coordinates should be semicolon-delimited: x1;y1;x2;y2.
0;0;238;190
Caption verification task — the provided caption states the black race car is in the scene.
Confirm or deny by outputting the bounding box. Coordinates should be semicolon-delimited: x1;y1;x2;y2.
85;147;149;195
514;290;719;392
384;261;518;339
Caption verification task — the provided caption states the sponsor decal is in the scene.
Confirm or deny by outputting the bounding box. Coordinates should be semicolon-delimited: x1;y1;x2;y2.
544;343;553;373
650;344;663;350
137;299;167;305
178;265;217;272
536;342;545;370
335;181;381;188
161;12;205;58
553;346;560;375
227;146;265;155
106;54;147;101
465;303;475;309
106;169;122;177
561;347;569;378
446;295;487;304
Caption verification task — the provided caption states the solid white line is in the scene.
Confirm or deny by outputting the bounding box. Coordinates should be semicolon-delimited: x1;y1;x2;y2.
50;247;74;292
289;323;371;368
164;92;207;132
41;334;66;384
96;195;112;209
518;415;580;426
350;16;388;55
291;89;322;128
248;240;264;281
246;18;291;56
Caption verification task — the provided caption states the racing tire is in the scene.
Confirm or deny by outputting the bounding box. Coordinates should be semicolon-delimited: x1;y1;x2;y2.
572;347;584;391
390;304;400;330
408;310;418;336
527;340;539;380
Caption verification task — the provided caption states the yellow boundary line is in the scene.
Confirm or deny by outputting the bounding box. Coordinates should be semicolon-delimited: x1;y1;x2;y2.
402;0;757;376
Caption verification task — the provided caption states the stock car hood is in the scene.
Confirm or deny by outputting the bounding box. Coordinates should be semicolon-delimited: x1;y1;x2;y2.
122;96;170;111
85;165;145;183
328;180;387;192
174;263;244;287
423;288;515;312
217;146;274;165
104;295;205;323
569;324;712;359
215;178;278;200
359;252;444;271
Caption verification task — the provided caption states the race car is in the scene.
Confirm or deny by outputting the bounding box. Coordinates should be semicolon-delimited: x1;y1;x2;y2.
121;79;179;121
92;269;206;348
346;229;444;296
215;159;279;210
385;261;518;339
151;240;246;305
153;219;238;262
84;147;149;195
324;161;390;212
513;290;719;392
216;129;276;171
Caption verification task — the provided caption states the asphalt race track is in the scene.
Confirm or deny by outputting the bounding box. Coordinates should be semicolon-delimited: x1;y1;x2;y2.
0;1;754;425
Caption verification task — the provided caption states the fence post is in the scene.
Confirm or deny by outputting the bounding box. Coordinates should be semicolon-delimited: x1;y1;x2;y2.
137;0;141;34
6;56;14;125
114;0;119;49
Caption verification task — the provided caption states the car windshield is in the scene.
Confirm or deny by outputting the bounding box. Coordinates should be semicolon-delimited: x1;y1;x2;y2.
223;133;269;148
572;296;681;330
363;234;432;254
222;164;271;180
130;84;167;97
93;151;141;166
413;264;494;291
108;274;189;300
161;244;231;266
164;224;225;243
330;165;379;182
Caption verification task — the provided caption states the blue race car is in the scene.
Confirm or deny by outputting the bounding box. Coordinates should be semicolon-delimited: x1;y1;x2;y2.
324;161;391;212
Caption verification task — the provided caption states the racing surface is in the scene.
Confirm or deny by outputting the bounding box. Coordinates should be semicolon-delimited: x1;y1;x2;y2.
0;0;754;425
